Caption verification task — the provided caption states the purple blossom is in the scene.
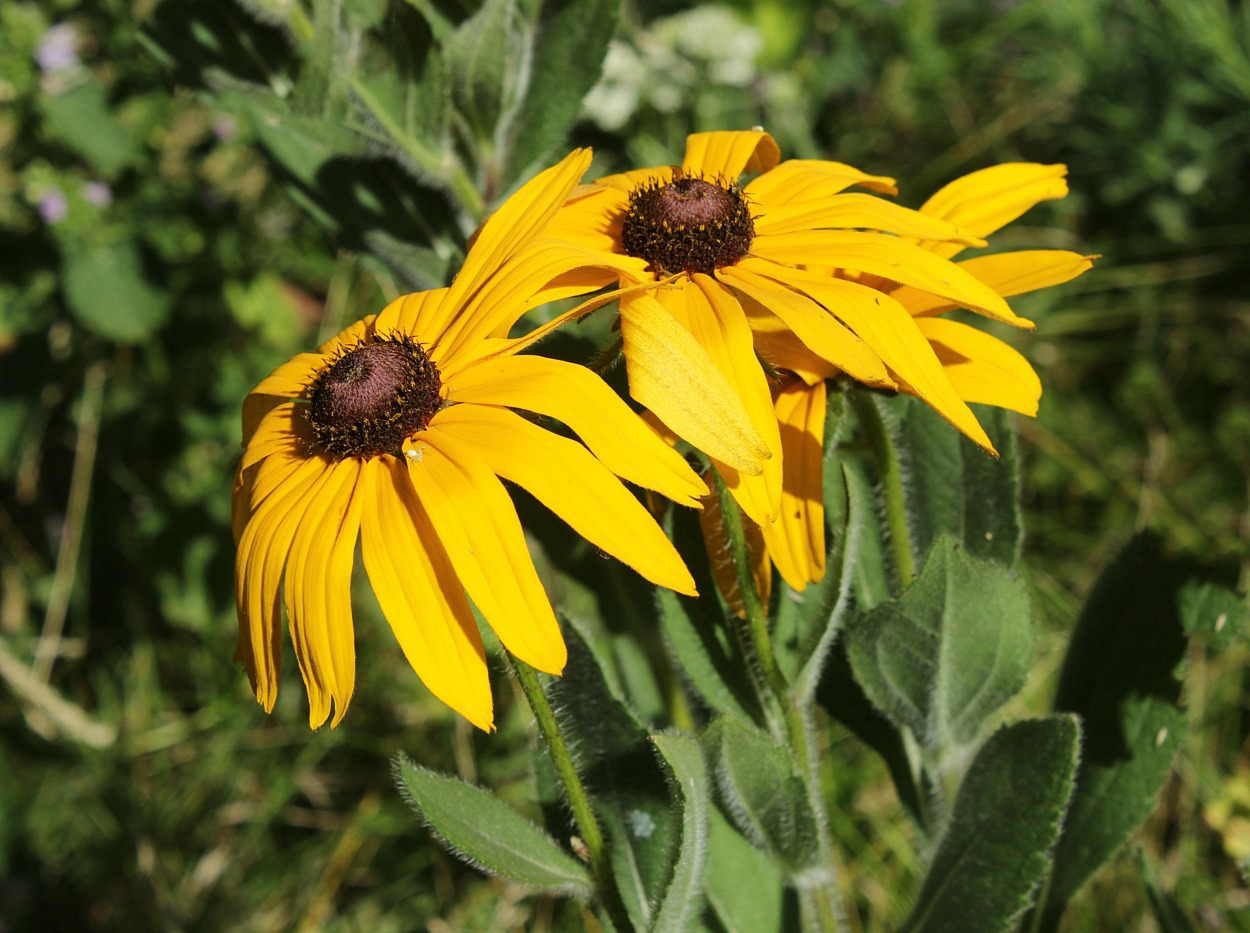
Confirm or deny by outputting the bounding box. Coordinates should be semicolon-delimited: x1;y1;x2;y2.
83;181;112;206
212;116;238;143
35;23;79;74
39;189;68;223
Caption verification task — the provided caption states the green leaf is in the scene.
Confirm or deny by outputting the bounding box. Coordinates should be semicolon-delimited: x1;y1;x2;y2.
443;0;525;147
62;242;169;342
392;755;592;895
889;395;1022;568
844;536;1034;755
503;0;619;182
1034;533;1198;931
657;509;762;726
40;80;138;175
648;733;712;933
706;717;819;872
1180;578;1246;651
703;807;787;933
902;716;1080;933
549;621;678;929
841;453;892;612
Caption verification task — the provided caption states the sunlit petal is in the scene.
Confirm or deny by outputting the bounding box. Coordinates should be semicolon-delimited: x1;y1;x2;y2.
745;160;897;206
892;251;1097;316
760;381;826;590
916;317;1042;416
450;354;707;506
682;130;781;179
359;458;493;731
755;192;985;245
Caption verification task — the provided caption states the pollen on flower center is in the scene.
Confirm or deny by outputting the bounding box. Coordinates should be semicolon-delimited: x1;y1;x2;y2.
621;175;754;277
306;335;442;460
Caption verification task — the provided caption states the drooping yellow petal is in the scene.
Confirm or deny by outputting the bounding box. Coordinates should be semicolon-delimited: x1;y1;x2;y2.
759;265;995;452
760;381;826;590
721;261;892;387
449;354;707;506
915;163;1069;259
403;432;566;677
234;454;328;713
682;130;781;180
753;192;986;246
892;251;1097;316
744;160;898;206
753;230;1030;328
618;291;770;476
431;404;698;597
684;274;783;526
283;458;364;728
915;317;1042;416
358;458;493;731
431;149;594;341
698;479;771;618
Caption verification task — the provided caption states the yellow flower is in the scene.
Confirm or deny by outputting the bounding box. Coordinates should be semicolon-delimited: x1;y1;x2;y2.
737;161;1095;594
543;130;1033;534
232;150;706;731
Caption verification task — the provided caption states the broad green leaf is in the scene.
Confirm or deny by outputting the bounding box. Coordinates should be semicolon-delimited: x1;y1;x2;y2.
703;807;786;933
1180;578;1246;651
393;755;591;895
549;621;678;929
40;80;138;175
1034;534;1199;931
845;536;1034;755
889;395;1022;568
443;0;525;147
504;0;619;183
62;242;169;342
902;716;1079;933
657;509;761;726
706;717;819;872
649;733;712;933
841;454;891;612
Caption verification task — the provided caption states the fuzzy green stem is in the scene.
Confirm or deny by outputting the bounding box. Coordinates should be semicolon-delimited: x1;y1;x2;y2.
849;390;915;589
511;657;633;932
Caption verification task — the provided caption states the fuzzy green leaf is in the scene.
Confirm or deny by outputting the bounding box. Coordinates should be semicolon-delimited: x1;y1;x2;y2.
706;717;819;872
1034;534;1199;931
703;807;787;933
845;536;1034;754
649;733;712;933
902;716;1079;933
890;396;1022;568
444;0;524;147
503;0;619;182
393;756;591;894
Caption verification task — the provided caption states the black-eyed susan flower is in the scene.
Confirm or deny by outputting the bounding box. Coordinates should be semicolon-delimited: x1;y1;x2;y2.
717;160;1095;596
542;130;1041;535
232;150;706;731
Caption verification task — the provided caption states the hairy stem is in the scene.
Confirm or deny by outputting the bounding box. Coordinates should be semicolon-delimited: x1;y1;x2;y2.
849;390;915;589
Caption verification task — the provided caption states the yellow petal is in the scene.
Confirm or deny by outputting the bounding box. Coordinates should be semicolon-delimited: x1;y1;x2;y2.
404;430;566;676
542;184;629;247
432;404;698;597
722;261;892;387
359;458;493;731
618;290;770;475
753;230;1030;328
375;288;449;344
450;354;707;506
745;160;898;206
892;250;1095;317
754;192;986;246
760;381;826;590
595;164;676;194
240;402;300;474
698;480;771;618
915;317;1042;416
234;454;328;713
433;149;594;342
682;130;781;179
684;275;783;525
758;266;995;452
283;458;363;728
915;163;1069;259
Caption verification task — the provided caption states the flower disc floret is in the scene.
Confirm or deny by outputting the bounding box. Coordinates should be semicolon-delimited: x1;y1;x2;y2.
621;175;754;276
307;335;441;459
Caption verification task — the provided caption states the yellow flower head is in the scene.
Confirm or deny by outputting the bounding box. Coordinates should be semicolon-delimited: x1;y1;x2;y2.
232;150;706;732
545;131;1093;593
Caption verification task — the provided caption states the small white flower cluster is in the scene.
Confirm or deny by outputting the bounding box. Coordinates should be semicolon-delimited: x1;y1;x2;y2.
582;5;763;131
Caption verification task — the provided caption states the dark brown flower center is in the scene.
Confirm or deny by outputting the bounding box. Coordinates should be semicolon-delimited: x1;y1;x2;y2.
306;335;442;460
620;175;754;277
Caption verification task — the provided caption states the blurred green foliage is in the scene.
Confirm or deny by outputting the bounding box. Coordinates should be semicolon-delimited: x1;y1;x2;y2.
1;0;1247;930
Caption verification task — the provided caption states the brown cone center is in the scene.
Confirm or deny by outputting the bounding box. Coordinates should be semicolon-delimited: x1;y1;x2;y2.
621;175;754;277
